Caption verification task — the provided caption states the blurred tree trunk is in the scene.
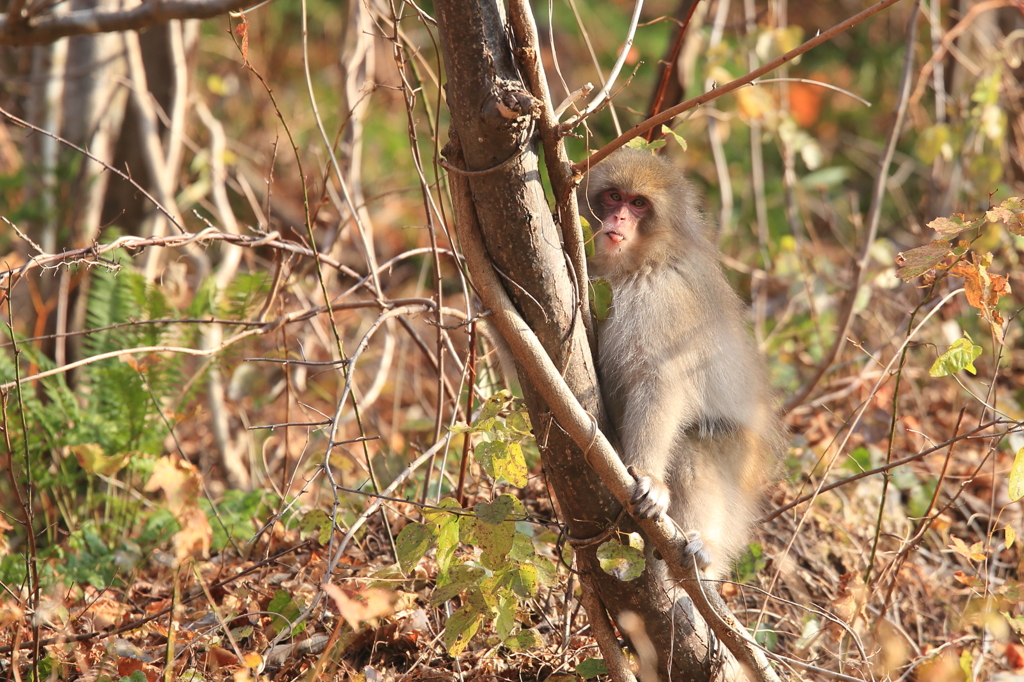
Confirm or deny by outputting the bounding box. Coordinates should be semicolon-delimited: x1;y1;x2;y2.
434;2;725;680
7;16;198;365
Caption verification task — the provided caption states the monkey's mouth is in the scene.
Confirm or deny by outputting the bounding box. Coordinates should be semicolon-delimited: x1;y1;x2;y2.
604;230;625;244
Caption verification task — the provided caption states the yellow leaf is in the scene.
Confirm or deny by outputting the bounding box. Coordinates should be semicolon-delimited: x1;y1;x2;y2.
736;84;776;122
69;444;131;476
242;653;263;669
949;535;973;561
1009;448;1024;502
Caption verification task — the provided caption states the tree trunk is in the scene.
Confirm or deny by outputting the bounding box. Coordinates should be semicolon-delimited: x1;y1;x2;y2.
434;2;724;679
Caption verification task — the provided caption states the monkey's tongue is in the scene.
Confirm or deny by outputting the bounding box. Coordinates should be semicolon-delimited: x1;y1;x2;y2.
606;231;625;243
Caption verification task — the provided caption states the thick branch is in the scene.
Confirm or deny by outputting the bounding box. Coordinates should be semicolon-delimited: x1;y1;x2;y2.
0;0;251;46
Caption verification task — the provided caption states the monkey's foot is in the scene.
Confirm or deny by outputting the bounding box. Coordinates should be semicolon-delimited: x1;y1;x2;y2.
627;466;670;519
681;531;713;572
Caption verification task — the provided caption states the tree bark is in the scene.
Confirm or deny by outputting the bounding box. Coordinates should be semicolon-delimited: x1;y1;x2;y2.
434;2;720;679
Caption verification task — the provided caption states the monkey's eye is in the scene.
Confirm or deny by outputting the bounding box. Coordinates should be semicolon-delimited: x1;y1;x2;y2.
632;198;647;209
609;191;623;202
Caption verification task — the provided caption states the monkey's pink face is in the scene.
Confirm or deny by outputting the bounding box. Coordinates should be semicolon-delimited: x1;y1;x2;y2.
596;188;648;253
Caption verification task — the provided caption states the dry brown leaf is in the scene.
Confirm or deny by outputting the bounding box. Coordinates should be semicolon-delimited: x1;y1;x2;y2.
324;584;395;631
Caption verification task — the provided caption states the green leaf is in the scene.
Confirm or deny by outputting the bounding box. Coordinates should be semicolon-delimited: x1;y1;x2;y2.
367;564;403;590
509;532;536;562
267;590;305;637
422;496;462;525
431;565;486;605
444;604;484;656
475;441;528;488
533;555;557;585
495;593;516;641
476;495;516;524
431;578;477;606
844;446;872;473
479;390;513;423
625;137;665;151
895;240;952;280
929;336;982;377
119;672;149;682
511;564;540;597
907;478;938;519
476;518;515;570
661;125;687;151
396;522;437;573
297;509;334;545
435;516;460;580
504;628;543;651
753;626;778;651
799;166;851;189
581;216;595;259
506;409;531;435
590;278;613;322
1005;525;1016;550
1009;448;1024;502
576;658;610;679
733;542;766;584
596;533;646;581
915;124;952;164
1005;612;1024;635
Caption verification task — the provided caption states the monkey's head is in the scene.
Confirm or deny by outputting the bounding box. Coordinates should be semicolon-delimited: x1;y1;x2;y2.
578;148;713;282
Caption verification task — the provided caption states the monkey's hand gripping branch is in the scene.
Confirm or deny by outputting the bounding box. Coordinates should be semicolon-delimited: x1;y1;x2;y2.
446;158;781;682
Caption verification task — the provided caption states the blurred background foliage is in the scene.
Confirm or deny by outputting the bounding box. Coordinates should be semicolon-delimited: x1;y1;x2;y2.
1;0;1024;679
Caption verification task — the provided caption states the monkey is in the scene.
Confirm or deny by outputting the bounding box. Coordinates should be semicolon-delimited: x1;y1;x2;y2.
578;148;785;580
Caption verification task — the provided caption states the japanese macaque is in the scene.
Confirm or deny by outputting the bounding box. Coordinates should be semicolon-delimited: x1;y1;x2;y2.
579;148;785;580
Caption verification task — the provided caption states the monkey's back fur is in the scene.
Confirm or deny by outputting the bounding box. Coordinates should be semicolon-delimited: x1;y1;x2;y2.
581;149;786;579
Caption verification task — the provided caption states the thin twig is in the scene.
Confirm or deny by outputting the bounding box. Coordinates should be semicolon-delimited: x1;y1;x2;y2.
565;0;644;124
0;542;313;654
761;419;1005;522
0;106;184;234
783;0;920;413
753;78;872;107
644;0;701;137
572;0;909;173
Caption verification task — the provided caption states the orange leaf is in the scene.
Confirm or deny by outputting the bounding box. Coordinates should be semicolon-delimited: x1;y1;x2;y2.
953;570;981;587
788;82;822;127
1007;642;1024;671
116;659;145;680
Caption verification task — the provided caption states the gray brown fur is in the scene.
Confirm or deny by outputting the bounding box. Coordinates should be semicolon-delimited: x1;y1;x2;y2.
579;148;785;579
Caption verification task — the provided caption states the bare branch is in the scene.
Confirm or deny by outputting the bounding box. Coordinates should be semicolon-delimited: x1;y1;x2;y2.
784;0;920;413
571;0;908;173
0;0;255;46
